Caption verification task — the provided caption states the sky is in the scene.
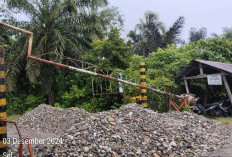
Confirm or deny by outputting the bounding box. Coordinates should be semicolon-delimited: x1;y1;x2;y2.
108;0;232;41
1;0;232;41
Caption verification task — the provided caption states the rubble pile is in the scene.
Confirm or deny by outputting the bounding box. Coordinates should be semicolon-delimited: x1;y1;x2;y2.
9;104;231;156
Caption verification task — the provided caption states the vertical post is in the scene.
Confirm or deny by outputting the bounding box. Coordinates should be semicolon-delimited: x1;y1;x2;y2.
140;62;148;107
0;47;7;155
199;63;204;75
222;75;232;104
184;79;189;94
118;72;123;93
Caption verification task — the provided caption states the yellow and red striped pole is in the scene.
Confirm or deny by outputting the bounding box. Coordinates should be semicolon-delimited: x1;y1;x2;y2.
0;47;7;154
140;62;148;107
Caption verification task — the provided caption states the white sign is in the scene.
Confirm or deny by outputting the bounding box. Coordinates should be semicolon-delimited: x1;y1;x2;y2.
207;75;222;85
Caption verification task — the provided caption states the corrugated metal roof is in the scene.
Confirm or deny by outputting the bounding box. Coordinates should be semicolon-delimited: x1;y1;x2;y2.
195;60;232;74
175;60;232;82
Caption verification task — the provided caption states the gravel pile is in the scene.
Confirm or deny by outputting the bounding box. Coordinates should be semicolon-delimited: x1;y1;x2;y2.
9;104;231;157
15;104;90;135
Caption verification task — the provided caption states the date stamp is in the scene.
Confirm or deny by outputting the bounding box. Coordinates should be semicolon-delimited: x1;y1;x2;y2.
3;137;64;145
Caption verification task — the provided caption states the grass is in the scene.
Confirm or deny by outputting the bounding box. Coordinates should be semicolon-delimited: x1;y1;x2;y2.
7;114;21;120
215;117;232;125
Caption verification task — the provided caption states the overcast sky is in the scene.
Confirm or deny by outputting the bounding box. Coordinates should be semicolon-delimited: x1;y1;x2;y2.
1;0;232;41
109;0;232;41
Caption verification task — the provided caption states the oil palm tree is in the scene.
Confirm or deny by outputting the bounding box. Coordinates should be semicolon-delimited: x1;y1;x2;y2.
189;27;207;42
128;11;184;57
3;0;120;105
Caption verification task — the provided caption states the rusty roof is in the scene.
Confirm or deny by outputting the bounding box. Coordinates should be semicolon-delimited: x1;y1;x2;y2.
175;60;232;82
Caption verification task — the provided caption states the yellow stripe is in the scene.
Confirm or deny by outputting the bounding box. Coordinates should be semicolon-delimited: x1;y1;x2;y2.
0;85;5;92
142;103;148;107
0;112;6;119
0;71;5;78
140;62;145;66
0;141;7;148
0;126;6;134
139;68;146;72
141;89;147;93
0;58;4;64
142;96;148;100
0;99;6;106
140;82;146;86
140;75;146;79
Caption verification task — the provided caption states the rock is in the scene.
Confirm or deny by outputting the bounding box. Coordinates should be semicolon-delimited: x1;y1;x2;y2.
106;148;111;152
110;121;116;126
83;147;90;153
162;142;168;148
107;117;115;122
158;146;164;151
67;135;74;140
128;112;133;118
136;148;142;154
170;141;177;147
152;152;160;157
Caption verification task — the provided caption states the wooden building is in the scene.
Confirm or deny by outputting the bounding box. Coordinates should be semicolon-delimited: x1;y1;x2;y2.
175;60;232;104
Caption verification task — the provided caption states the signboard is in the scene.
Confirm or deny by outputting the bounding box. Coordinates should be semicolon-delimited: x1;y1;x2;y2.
118;72;123;93
207;75;222;85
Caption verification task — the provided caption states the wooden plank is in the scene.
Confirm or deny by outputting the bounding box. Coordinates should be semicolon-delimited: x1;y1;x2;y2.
184;79;189;93
182;73;227;80
199;63;204;75
222;76;232;103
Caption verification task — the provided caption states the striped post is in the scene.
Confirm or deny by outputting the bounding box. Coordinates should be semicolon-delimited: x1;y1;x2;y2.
140;62;148;107
0;47;7;154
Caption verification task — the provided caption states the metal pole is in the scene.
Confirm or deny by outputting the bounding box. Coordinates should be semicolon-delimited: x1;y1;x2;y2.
0;47;7;155
140;62;148;107
28;56;185;99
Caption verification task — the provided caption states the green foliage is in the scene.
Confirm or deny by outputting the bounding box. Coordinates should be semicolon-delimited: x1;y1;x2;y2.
7;35;232;114
7;93;46;115
83;27;131;70
124;38;232;112
188;38;232;62
182;105;191;112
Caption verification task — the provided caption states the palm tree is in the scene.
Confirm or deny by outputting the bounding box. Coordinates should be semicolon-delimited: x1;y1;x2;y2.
3;0;120;105
189;27;207;42
128;11;184;57
0;27;11;46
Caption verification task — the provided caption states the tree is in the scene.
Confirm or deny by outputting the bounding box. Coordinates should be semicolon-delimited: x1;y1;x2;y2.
189;27;207;42
82;27;131;70
0;26;11;47
128;11;184;57
3;0;121;106
222;27;232;39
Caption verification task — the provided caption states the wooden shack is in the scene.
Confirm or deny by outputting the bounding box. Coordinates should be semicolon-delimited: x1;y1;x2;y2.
175;60;232;104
